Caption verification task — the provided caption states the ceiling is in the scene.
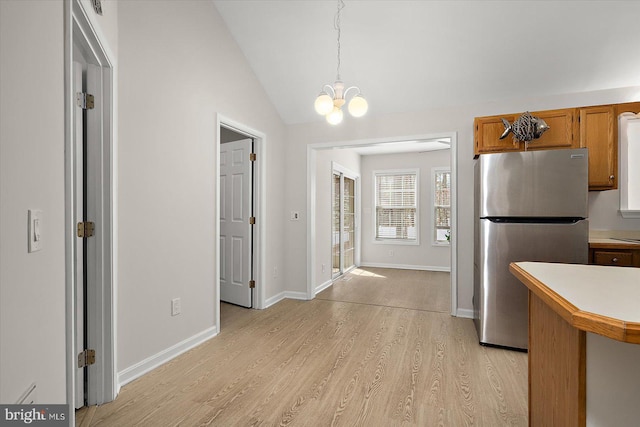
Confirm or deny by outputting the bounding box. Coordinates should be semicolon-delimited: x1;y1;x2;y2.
213;1;640;126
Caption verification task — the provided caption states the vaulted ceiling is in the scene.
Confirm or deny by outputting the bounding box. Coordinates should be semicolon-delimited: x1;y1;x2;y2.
213;1;640;125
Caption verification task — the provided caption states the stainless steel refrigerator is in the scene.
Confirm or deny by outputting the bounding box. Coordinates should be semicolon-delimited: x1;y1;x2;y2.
473;148;589;350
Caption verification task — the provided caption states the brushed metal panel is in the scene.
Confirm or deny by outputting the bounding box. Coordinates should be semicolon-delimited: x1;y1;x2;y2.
475;219;588;350
478;149;588;218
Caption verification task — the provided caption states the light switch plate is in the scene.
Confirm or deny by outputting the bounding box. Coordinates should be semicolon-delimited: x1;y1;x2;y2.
171;298;181;316
28;209;43;253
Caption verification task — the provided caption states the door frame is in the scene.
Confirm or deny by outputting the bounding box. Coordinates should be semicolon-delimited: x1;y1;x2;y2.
330;162;360;279
307;132;458;316
64;0;117;414
215;115;266;326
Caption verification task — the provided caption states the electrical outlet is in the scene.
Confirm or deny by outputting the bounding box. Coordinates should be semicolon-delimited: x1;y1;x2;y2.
389;250;394;257
273;266;278;278
322;263;326;273
171;298;181;316
290;211;300;221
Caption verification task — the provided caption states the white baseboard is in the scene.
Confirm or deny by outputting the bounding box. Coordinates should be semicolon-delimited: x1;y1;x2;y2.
264;291;309;308
117;326;218;389
314;279;333;295
359;262;451;272
456;308;474;319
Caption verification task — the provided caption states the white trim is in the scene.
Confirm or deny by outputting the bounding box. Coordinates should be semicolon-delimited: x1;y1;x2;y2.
64;3;74;420
117;327;218;388
315;279;334;295
264;291;310;309
620;210;640;218
307;132;458;317
307;146;317;300
331;162;359;179
215;115;267;320
450;133;458;317
456;308;474;319
359;262;451;272
65;0;117;416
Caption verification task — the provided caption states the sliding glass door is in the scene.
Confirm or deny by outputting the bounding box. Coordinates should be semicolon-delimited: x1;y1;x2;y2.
332;165;358;279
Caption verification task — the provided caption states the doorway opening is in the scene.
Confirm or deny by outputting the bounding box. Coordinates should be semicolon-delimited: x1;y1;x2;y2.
65;0;116;413
307;134;458;316
216;116;266;330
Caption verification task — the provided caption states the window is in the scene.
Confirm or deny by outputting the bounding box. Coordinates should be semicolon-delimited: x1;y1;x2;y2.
432;168;451;244
374;170;418;243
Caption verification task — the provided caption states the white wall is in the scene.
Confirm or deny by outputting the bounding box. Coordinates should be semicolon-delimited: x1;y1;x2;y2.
285;86;640;316
0;0;67;404
360;150;451;270
589;190;640;231
314;149;361;287
116;0;286;371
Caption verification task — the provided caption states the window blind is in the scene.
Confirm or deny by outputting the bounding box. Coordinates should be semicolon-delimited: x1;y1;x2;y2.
375;173;417;240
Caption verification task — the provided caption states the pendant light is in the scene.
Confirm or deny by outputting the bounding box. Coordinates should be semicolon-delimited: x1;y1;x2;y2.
314;0;368;125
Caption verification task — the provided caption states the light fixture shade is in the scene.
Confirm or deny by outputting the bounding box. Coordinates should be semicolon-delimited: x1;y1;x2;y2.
348;94;368;117
326;107;344;125
314;93;334;115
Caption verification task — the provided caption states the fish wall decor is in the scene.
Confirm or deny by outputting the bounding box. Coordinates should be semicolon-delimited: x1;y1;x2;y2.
499;112;550;143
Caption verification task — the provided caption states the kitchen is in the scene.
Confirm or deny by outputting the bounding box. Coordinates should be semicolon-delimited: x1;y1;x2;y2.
472;102;640;425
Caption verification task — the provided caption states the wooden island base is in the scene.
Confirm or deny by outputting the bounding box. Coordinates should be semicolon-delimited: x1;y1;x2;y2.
510;261;640;427
528;292;585;426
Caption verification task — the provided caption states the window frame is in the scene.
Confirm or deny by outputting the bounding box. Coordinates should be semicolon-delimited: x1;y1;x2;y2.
431;167;451;246
372;168;420;246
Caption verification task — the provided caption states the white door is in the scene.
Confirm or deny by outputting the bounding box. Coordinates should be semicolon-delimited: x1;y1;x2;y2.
220;138;253;307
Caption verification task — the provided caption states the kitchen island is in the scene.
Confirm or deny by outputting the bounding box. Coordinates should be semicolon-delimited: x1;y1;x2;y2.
509;261;640;427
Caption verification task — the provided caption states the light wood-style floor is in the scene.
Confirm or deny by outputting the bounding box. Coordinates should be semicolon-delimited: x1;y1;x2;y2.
78;270;528;426
317;267;451;313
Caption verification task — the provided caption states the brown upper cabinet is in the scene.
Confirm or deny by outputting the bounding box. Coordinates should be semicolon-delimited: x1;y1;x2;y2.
474;109;577;156
474;114;520;154
474;101;640;191
579;105;616;190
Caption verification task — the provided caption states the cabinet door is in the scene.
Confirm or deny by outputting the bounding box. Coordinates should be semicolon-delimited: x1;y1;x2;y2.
579;106;616;190
526;109;577;151
474;114;520;155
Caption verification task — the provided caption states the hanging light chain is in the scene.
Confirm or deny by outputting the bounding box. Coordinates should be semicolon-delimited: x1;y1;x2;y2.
334;0;345;80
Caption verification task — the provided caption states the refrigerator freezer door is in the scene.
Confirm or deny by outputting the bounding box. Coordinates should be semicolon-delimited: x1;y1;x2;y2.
474;218;588;350
478;148;588;218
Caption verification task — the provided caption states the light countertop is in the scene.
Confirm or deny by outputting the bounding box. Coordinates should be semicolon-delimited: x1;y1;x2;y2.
589;230;640;248
589;237;640;249
510;261;640;343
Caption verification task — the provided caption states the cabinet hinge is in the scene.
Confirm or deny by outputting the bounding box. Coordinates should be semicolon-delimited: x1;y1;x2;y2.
249;216;256;225
77;221;95;238
249;280;255;289
249;152;256;162
76;92;95;110
77;349;96;368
